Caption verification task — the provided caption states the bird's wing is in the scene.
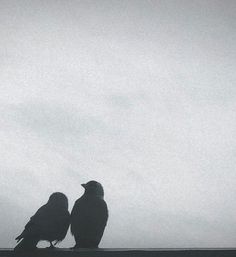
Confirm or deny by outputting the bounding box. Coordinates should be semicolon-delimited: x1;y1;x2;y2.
15;205;47;241
70;198;84;235
34;204;70;241
70;197;108;240
92;199;108;239
15;218;34;241
54;209;70;242
16;203;70;248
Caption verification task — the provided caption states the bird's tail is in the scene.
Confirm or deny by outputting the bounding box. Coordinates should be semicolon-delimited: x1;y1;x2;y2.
15;234;23;242
14;238;38;251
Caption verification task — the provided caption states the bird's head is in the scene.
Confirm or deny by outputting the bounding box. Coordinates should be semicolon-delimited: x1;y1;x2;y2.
82;180;104;198
48;192;68;209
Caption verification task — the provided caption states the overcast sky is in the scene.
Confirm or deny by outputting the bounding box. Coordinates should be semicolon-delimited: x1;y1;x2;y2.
0;0;236;248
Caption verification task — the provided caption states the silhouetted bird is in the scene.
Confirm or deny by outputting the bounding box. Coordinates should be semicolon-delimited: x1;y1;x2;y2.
14;192;70;251
71;181;108;248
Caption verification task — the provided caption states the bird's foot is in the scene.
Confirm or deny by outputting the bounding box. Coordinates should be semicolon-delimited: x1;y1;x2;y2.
45;242;56;250
45;247;56;250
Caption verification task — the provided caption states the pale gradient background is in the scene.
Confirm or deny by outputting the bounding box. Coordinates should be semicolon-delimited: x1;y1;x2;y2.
0;0;236;248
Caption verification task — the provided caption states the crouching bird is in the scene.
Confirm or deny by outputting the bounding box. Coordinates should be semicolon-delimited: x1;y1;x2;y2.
71;181;108;248
14;192;70;251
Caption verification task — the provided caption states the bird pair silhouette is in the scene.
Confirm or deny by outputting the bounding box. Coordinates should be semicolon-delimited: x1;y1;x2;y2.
14;181;108;251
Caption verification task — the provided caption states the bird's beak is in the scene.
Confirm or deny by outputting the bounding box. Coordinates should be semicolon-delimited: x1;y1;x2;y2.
81;183;86;188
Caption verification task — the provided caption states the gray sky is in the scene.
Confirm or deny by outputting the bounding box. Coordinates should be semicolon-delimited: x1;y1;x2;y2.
0;0;236;248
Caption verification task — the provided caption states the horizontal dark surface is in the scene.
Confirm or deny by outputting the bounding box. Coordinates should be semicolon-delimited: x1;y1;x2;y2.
1;248;236;257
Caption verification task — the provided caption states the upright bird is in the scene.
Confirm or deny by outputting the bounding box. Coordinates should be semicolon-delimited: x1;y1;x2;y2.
71;181;108;248
14;192;70;251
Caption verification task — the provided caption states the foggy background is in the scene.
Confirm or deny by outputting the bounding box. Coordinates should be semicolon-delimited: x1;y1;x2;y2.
0;0;236;248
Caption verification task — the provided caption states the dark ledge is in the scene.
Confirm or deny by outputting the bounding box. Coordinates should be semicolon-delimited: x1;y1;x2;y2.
1;248;236;257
